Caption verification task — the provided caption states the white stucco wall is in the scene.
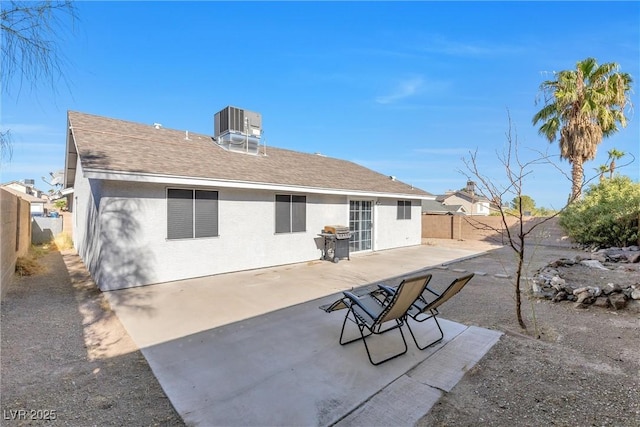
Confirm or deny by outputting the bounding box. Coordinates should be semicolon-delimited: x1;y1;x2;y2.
476;201;490;215
75;180;357;290
373;198;422;251
72;160;105;284
71;173;424;290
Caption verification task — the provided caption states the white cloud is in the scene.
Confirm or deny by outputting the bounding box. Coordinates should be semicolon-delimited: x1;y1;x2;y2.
375;77;424;104
419;35;522;57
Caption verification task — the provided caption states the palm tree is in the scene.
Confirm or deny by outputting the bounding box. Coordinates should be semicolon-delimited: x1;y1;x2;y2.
606;148;625;179
532;58;633;201
595;164;609;182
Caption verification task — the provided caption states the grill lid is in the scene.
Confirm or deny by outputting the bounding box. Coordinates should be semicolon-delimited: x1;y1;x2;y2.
324;225;349;234
323;225;351;239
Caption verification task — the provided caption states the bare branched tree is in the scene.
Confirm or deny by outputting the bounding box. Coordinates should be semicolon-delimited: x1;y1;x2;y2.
461;113;572;330
1;0;77;162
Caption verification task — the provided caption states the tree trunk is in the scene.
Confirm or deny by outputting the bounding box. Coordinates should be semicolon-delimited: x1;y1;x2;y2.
571;159;584;201
515;235;526;329
609;160;616;179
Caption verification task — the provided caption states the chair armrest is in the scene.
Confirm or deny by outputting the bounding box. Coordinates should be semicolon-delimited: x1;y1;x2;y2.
343;291;379;320
377;284;397;295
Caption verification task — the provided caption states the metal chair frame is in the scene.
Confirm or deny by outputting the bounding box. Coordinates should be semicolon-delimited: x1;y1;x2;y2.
338;274;432;366
378;273;475;351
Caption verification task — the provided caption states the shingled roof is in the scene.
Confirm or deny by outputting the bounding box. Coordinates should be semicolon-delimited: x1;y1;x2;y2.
66;111;432;198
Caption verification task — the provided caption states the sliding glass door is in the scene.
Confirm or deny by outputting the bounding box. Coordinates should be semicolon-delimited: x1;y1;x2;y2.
349;200;372;252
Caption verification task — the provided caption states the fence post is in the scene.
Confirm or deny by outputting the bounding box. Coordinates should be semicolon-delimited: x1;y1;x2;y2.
449;215;454;239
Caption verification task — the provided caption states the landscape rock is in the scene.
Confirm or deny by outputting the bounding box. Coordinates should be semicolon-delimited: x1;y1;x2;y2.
602;283;621;295
609;293;627;310
531;246;638;313
550;276;566;291
552;291;567;303
531;282;545;298
593;296;610;308
626;300;640;314
575;291;595;305
627;253;640;263
573;286;588;295
549;259;574;268
574;301;591;309
581;260;608;270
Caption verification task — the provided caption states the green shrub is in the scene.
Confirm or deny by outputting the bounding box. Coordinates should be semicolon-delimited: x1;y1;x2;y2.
54;198;67;210
559;176;640;247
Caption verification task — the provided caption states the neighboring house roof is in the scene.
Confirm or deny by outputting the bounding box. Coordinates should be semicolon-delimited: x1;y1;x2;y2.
437;190;490;204
1;185;46;204
2;180;47;198
66;111;433;199
421;200;466;214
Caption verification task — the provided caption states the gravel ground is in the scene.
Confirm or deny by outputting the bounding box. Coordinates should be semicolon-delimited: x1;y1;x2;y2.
1;249;183;426
1;240;639;427
417;243;640;427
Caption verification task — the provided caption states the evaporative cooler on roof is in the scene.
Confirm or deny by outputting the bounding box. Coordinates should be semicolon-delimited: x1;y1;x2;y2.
214;106;262;154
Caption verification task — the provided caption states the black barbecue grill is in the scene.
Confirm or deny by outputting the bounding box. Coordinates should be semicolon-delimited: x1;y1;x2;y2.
319;225;351;263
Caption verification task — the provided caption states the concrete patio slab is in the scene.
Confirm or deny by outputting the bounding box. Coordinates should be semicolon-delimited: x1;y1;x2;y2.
104;243;503;426
104;244;487;348
335;373;443;426
408;325;503;392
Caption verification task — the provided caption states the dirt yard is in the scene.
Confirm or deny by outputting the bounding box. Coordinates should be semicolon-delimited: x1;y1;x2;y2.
1;249;183;426
1;238;639;426
418;240;640;427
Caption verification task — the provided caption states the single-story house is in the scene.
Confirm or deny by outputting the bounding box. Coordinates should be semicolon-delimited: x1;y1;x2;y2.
64;109;435;291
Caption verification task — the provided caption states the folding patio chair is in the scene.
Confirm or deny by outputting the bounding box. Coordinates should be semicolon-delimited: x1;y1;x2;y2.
339;273;432;366
378;273;475;350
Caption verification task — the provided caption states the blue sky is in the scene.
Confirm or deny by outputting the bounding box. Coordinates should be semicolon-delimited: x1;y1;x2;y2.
2;1;639;209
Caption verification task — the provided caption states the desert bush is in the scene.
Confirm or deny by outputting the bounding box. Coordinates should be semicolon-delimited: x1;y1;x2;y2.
53;232;73;250
15;245;48;276
560;176;640;247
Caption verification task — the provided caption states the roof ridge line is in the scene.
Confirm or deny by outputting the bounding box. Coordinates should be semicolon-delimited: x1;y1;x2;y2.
70;125;213;145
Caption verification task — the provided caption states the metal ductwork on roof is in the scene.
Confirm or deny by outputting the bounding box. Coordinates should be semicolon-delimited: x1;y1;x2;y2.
214;106;262;155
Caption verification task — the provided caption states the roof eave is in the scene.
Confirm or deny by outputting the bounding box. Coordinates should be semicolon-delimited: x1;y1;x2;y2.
83;169;435;200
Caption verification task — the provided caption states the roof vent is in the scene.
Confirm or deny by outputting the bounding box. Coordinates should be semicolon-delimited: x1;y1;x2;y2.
214;106;262;155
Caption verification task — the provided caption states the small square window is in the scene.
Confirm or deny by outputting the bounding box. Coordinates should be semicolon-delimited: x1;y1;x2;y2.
397;200;411;220
276;194;306;233
167;189;218;239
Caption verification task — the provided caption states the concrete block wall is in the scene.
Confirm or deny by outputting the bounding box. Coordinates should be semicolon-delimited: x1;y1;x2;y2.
422;214;524;243
1;189;31;300
32;217;64;244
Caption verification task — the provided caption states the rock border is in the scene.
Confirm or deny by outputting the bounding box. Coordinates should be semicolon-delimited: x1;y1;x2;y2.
530;245;640;311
